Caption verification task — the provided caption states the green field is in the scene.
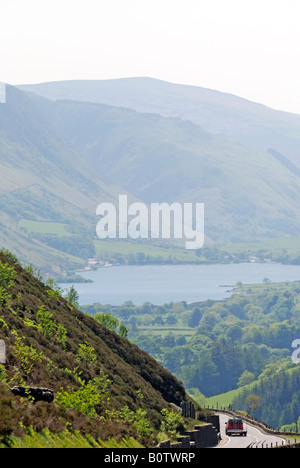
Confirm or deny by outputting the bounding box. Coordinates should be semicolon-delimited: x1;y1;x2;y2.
203;384;256;409
19;219;73;236
223;236;300;254
93;239;203;263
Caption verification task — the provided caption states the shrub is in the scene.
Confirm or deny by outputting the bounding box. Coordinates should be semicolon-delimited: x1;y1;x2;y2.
76;342;97;367
94;312;129;338
36;306;56;337
55;372;112;417
64;286;79;308
107;405;152;438
56;324;68;349
12;332;44;377
160;409;185;437
0;261;16;305
0;365;7;383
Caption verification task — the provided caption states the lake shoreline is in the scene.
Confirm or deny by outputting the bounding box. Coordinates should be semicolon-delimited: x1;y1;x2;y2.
58;263;300;307
65;259;281;284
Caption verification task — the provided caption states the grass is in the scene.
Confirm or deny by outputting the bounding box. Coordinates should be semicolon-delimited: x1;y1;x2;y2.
93;239;203;263
19;219;73;237
204;388;247;409
189;375;262;410
0;428;144;449
222;236;300;254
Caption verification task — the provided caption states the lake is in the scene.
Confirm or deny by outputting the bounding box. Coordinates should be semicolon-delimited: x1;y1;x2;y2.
60;263;300;306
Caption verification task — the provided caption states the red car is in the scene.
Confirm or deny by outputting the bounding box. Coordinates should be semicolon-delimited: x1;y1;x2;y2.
225;418;247;437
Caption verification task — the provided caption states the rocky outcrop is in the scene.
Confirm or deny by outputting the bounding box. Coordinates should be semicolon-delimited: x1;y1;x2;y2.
11;386;54;403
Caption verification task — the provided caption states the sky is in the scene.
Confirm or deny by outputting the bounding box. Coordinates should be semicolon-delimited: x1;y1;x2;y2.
1;0;300;114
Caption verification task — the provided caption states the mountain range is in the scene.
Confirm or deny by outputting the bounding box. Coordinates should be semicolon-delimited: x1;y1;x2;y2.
19;77;300;168
0;78;300;274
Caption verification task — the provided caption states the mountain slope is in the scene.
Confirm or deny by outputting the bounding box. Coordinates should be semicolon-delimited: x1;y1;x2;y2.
0;250;190;445
0;86;129;274
18;77;300;168
232;365;300;430
2;82;300;260
30;95;300;243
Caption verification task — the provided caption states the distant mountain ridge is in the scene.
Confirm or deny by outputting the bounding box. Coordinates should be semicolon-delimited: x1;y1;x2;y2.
18;77;300;168
25;85;300;243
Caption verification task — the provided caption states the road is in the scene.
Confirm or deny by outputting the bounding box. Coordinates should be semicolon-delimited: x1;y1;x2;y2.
216;413;287;448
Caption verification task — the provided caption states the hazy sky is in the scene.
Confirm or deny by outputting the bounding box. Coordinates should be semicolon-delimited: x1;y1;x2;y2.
1;0;300;114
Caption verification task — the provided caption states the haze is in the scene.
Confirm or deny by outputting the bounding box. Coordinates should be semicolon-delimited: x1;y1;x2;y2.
1;0;300;114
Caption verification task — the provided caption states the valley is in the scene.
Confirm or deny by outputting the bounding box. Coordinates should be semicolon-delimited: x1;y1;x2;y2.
1;77;300;446
81;276;300;432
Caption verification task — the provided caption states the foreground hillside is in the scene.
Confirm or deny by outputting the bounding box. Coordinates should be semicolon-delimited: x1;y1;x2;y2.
0;250;198;447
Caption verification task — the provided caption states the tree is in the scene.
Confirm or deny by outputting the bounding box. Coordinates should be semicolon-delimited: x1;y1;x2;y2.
0;261;16;305
65;286;79;308
263;278;271;284
118;323;129;338
94;312;119;332
246;395;261;414
36;306;56;337
165;315;178;325
238;371;255;387
227;323;243;342
152;316;164;326
160;409;185;437
12;332;44;377
55;372;112;417
77;342;97;367
94;312;129;339
56;324;68;349
188;308;202;328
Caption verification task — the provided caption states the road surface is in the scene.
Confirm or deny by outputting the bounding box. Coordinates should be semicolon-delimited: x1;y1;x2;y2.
216;413;287;448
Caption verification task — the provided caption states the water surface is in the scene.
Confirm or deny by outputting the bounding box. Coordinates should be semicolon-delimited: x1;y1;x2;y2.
60;263;300;306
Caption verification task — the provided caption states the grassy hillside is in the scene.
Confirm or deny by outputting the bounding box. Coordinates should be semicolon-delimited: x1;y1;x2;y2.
0;86;207;275
0;85;131;275
0;250;202;447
